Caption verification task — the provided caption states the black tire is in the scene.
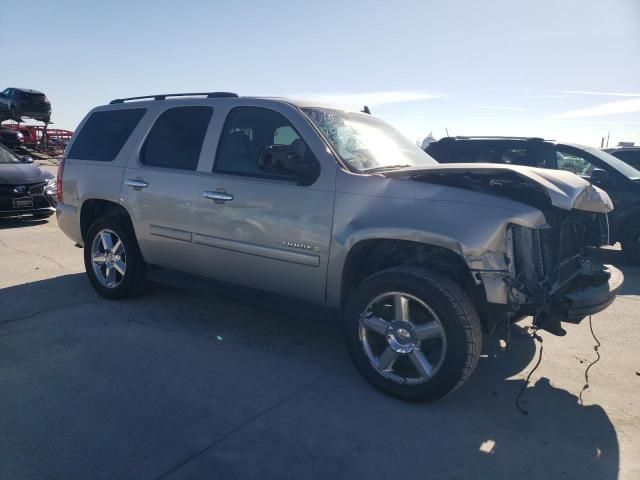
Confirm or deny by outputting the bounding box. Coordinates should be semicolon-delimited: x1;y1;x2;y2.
84;216;146;299
345;266;482;402
621;218;640;265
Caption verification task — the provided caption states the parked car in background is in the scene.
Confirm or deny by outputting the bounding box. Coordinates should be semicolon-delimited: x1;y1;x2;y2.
0;87;51;123
0;143;56;219
604;146;640;170
0;128;24;148
426;136;640;263
55;93;622;403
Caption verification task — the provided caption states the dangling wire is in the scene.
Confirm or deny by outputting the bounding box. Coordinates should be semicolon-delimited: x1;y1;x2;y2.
515;327;544;416
579;315;600;405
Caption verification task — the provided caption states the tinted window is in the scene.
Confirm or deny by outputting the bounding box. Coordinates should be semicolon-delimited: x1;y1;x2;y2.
611;150;640;167
69;109;146;162
141;106;212;170
215;106;311;177
429;142;499;163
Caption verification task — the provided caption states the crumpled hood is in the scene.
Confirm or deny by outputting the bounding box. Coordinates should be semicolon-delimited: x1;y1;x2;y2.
0;163;53;184
383;163;613;213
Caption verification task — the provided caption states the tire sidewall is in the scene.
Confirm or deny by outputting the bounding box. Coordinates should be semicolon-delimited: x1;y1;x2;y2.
84;216;143;299
345;268;478;402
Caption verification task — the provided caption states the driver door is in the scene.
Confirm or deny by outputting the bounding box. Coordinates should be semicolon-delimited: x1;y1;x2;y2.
194;105;335;304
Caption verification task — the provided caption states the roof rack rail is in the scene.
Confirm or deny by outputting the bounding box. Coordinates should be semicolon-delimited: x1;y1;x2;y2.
109;92;239;104
440;135;545;141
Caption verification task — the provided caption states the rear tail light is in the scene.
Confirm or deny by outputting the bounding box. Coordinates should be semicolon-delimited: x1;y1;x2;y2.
56;158;65;203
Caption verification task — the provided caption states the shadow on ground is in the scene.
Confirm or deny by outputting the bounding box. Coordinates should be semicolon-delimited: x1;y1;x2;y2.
0;217;49;230
0;274;620;480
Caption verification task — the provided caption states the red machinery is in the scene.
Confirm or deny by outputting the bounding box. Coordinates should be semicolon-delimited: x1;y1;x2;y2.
1;122;73;156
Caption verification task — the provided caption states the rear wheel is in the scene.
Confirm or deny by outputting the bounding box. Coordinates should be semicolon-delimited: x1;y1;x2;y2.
84;216;145;299
345;266;482;402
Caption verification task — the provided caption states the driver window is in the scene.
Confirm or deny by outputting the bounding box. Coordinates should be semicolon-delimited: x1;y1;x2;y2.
556;149;597;177
215;106;308;178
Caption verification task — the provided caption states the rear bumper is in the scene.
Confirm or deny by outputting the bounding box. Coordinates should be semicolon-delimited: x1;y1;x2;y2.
56;202;83;245
561;264;623;321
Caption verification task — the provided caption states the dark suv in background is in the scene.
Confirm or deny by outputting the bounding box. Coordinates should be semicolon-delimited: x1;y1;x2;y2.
605;147;640;170
0;88;51;123
426;136;640;262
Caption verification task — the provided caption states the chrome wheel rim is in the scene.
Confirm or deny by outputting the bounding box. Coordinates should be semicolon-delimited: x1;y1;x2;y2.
359;292;447;385
91;229;126;288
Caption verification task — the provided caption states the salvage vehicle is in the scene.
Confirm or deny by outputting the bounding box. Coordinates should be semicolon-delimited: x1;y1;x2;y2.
0;143;56;219
56;93;622;402
426;136;640;263
0;128;24;148
0;87;51;123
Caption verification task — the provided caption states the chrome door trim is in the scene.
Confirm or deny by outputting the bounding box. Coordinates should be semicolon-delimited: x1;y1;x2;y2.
125;178;149;188
193;233;320;267
202;191;233;202
150;224;192;242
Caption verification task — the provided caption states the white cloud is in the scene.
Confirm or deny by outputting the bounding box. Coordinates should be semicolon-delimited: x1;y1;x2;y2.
561;90;640;97
472;104;527;111
549;98;640;119
283;91;443;108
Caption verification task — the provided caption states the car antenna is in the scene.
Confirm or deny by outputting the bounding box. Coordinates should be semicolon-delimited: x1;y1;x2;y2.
361;105;371;115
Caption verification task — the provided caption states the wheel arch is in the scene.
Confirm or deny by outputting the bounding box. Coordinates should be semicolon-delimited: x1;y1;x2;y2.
80;199;134;243
338;238;488;327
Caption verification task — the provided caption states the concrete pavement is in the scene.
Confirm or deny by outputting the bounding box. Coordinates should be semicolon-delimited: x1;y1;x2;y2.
1;216;639;479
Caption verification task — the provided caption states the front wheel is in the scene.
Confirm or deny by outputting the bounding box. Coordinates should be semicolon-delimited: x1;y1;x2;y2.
345;266;482;402
84;216;146;299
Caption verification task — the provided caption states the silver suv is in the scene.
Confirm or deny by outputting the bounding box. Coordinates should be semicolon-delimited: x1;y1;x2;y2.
56;92;623;402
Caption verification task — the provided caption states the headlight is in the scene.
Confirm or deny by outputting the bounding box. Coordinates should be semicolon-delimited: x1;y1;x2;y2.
45;178;58;203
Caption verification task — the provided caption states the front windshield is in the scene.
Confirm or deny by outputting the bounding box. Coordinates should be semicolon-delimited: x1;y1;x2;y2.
579;144;640;181
0;144;21;164
302;107;437;172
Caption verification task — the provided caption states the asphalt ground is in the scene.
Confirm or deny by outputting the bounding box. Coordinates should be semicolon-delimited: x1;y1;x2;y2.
1;210;639;480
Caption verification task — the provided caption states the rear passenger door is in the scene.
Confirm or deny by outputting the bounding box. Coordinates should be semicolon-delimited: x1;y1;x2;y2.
121;105;213;274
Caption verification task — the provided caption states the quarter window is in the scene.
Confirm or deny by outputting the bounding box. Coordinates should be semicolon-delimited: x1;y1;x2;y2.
141;106;213;170
68;108;146;162
215;106;311;178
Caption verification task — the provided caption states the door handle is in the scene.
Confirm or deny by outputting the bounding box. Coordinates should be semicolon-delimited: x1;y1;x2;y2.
203;191;234;203
125;179;148;189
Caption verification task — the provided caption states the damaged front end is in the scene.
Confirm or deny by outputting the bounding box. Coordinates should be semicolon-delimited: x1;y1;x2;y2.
509;212;622;335
395;164;624;335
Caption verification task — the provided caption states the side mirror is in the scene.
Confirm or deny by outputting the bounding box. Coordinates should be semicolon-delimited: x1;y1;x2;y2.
20;155;34;164
258;145;319;186
590;168;609;185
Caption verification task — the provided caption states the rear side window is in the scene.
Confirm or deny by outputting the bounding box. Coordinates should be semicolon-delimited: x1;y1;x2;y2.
141;106;212;170
69;109;146;162
429;142;498;163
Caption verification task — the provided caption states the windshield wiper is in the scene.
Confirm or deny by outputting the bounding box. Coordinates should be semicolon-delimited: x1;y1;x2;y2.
363;164;413;173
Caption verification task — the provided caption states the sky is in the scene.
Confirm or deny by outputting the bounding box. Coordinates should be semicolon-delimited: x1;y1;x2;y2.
1;0;639;147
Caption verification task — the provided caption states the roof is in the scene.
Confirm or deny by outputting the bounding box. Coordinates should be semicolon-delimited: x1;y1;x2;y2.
605;146;640;152
10;87;45;94
103;92;353;112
